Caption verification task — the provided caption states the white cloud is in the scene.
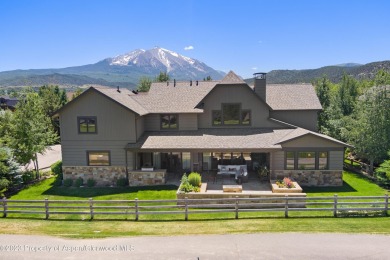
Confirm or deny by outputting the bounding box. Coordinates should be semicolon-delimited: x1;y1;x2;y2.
251;67;257;70
184;45;194;50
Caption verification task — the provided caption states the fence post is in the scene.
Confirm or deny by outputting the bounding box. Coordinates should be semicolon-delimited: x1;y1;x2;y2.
2;197;7;218
333;194;338;217
285;195;288;218
89;198;94;220
185;197;188;221
385;194;389;216
235;196;239;219
45;198;49;220
135;198;139;221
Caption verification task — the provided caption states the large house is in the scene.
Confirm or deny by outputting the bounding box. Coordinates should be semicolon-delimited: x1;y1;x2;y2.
0;96;19;111
54;71;349;187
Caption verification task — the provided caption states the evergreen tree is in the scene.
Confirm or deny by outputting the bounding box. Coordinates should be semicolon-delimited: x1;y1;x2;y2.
137;76;152;92
155;71;170;82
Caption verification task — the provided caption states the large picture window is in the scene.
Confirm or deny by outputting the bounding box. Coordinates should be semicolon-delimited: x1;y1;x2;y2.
222;104;240;125
87;151;110;166
212;103;251;126
298;152;315;170
161;114;178;129
78;117;97;133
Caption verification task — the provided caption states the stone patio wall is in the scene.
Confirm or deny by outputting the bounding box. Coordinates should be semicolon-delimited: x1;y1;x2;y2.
63;166;167;186
271;170;343;186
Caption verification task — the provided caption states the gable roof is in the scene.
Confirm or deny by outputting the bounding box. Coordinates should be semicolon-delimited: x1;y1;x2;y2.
265;84;322;110
219;71;246;84
276;127;351;147
52;86;149;117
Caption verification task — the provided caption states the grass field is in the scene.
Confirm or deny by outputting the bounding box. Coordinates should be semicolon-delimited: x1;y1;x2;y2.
0;170;388;238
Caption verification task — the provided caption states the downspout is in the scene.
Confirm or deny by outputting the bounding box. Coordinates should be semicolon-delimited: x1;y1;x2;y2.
125;148;129;185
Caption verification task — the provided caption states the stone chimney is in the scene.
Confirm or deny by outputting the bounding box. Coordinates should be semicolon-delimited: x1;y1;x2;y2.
253;72;267;101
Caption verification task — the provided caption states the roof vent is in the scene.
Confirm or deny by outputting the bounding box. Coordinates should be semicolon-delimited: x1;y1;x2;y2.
117;86;121;93
174;79;176;87
167;81;169;86
132;90;138;95
190;80;192;86
196;80;198;86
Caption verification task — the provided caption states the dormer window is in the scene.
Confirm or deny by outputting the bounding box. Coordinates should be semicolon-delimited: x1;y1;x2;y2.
161;114;178;129
78;116;97;134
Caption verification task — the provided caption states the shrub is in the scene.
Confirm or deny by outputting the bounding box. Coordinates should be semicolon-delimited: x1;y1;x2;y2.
73;177;84;187
179;173;201;193
188;172;201;187
22;171;36;184
63;178;73;187
0;178;10;192
116;177;128;187
87;178;96;187
53;177;62;186
276;177;295;188
50;161;62;175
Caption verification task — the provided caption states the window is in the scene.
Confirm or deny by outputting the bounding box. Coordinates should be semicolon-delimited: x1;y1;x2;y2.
241;110;251;125
87;151;110;166
318;152;328;170
286;152;295;170
78;117;97;133
298;152;315;170
182;152;191;171
222;104;240;125
213;104;251;126
161;114;178;129
212;110;221;125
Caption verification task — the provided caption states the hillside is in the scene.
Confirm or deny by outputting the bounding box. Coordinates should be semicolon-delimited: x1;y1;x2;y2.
245;60;390;85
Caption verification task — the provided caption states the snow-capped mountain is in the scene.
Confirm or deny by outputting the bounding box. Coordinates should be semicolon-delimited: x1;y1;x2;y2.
0;47;225;88
106;47;223;79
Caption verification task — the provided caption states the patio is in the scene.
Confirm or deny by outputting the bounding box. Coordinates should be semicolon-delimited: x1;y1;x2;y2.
167;170;273;194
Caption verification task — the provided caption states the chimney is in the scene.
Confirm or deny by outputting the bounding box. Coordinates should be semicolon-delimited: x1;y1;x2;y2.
174;79;176;87
253;72;267;101
196;80;198;86
117;86;121;93
190;80;192;86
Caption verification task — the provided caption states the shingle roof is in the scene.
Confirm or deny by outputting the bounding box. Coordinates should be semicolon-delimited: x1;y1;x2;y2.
276;127;351;147
126;126;350;150
219;71;246;84
132;81;216;113
93;87;149;116
126;128;295;150
266;84;322;110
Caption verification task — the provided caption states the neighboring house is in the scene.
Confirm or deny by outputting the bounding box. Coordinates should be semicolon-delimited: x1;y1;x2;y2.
53;71;349;186
0;96;19;111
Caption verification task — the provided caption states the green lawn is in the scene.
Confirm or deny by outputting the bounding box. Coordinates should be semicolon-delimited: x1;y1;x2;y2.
0;170;388;238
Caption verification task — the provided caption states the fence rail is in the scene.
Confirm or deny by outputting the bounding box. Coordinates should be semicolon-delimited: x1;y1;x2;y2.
1;195;388;221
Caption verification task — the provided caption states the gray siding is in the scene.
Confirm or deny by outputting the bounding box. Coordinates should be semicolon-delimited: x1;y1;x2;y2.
329;150;343;170
271;151;285;171
60;90;136;166
270;110;319;132
198;84;280;128
136;116;145;140
144;113;198;131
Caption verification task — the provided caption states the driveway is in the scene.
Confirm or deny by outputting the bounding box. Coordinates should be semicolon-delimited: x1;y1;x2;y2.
0;233;389;259
27;144;62;171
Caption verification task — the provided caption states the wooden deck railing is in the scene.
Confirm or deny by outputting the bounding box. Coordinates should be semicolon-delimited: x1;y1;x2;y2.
1;195;388;220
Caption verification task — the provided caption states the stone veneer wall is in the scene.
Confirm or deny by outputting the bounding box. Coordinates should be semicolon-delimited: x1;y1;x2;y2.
271;170;343;186
63;167;167;186
128;170;167;186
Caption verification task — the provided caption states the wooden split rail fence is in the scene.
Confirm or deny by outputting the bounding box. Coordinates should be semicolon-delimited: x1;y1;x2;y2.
1;195;388;220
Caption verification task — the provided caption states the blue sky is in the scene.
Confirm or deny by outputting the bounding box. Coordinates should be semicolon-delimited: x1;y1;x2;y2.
1;0;390;78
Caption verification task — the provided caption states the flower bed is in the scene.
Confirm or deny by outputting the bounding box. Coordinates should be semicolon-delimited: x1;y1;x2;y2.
271;178;303;193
